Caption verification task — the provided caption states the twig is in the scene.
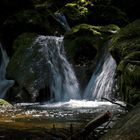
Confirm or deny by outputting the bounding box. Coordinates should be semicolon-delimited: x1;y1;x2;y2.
101;97;134;109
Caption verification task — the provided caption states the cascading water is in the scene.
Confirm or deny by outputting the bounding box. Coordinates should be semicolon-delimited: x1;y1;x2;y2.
84;47;117;100
0;39;125;136
54;12;71;31
34;36;116;102
35;36;80;102
0;44;14;98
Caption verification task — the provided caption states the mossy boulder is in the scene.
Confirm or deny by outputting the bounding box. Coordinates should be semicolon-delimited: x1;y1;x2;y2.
6;33;50;102
109;19;140;105
0;99;13;107
64;23;119;91
60;0;93;26
110;20;140;63
64;23;119;64
62;3;87;25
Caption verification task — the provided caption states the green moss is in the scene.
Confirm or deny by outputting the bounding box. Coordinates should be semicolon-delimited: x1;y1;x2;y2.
7;33;49;101
124;51;140;62
7;33;38;97
61;1;90;25
64;24;119;62
110;20;140;104
128;88;140;105
7;33;37;78
13;33;37;50
0;99;13;107
64;24;106;64
110;19;140;62
124;63;140;87
64;2;88;18
98;24;120;35
117;60;126;75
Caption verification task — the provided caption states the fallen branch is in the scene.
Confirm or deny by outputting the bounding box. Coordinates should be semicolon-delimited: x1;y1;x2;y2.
69;111;112;139
82;111;112;136
101;97;132;109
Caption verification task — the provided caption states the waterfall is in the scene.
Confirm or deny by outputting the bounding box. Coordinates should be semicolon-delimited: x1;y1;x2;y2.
0;44;14;98
54;12;71;31
84;47;117;100
35;36;80;102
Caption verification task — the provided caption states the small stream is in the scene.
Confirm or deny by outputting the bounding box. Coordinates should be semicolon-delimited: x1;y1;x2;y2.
0;100;126;130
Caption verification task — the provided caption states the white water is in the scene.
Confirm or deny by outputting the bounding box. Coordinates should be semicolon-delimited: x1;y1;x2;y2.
0;44;14;98
84;50;117;100
54;12;71;31
0;35;117;103
35;36;117;102
38;99;113;108
16;99;125;110
35;36;80;102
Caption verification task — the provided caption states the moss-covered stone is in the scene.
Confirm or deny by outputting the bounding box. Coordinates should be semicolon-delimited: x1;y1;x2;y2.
109;20;140;105
61;2;89;26
60;0;95;26
110;20;140;63
6;33;50;102
64;23;119;64
64;23;119;91
64;24;101;62
0;99;13;107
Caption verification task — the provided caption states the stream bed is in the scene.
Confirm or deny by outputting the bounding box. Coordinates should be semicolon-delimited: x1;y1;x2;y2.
0;100;126;130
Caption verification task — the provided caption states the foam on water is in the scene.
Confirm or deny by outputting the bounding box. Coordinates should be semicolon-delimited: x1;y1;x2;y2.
16;99;125;109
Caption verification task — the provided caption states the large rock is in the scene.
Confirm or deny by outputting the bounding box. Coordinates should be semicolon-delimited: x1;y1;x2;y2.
61;0;92;26
100;102;140;140
0;99;13;107
6;33;50;102
109;19;140;105
64;23;119;91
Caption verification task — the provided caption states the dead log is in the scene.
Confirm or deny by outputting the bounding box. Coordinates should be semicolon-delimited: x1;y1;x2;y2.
101;97;134;109
81;111;112;136
69;111;112;139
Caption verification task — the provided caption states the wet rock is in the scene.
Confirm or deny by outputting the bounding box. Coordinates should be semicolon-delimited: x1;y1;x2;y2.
6;33;51;102
109;19;140;105
64;23;119;91
100;102;140;140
